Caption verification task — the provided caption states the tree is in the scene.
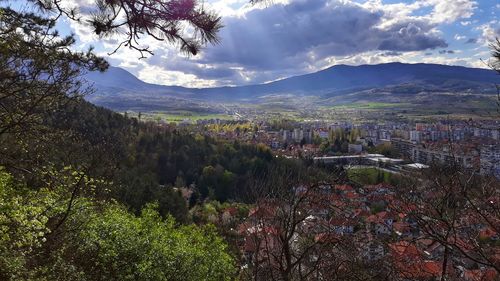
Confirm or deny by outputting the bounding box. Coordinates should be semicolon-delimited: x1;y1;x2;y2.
0;169;58;280
0;172;236;281
0;8;107;138
392;163;500;280
490;38;500;74
240;165;386;281
0;7;115;188
43;203;236;281
16;0;267;58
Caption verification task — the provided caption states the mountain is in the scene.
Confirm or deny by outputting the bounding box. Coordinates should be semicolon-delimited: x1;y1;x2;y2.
84;67;190;94
84;63;499;111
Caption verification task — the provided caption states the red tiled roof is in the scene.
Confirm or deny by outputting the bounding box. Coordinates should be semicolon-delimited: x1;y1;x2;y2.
335;185;354;192
394;260;442;279
315;233;341;243
393;222;410;233
389;241;421;258
464;268;498;281
479;227;498;240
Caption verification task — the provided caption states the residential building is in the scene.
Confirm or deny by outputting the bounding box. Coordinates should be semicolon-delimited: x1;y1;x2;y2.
480;144;500;179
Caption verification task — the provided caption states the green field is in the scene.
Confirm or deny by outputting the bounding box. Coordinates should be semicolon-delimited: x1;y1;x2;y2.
329;102;413;110
126;111;235;123
347;167;398;185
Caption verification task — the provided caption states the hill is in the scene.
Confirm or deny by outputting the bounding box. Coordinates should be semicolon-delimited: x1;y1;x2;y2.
84;63;499;112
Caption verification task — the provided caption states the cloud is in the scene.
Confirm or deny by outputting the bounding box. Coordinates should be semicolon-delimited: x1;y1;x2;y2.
423;0;477;24
476;21;500;45
377;21;447;51
58;0;485;86
438;50;455;54
465;38;477;44
381;51;403;57
195;1;447;77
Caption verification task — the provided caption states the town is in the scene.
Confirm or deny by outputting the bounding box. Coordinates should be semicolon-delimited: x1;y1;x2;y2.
2;0;499;280
163;115;500;280
165;116;500;179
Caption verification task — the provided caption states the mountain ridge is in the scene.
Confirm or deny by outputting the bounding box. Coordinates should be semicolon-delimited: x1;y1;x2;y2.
84;62;500;111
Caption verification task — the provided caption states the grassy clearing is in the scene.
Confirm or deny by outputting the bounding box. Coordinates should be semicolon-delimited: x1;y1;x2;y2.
126;111;234;123
329;102;412;110
347;167;396;185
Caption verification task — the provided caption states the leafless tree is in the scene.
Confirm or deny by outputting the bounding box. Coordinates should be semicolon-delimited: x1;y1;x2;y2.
392;162;500;280
240;165;391;280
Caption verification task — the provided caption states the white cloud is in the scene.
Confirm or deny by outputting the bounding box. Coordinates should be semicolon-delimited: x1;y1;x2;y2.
422;0;477;24
56;0;488;87
320;49;485;69
476;21;500;45
137;65;218;87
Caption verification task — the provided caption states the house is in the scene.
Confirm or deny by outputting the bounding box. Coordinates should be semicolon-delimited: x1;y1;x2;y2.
329;217;355;235
393;221;411;237
367;211;395;235
462;268;498;281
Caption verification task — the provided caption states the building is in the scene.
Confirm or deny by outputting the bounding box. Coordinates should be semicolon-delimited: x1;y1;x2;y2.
480;144;500;179
474;128;499;141
283;130;292;142
410;131;422;143
282;128;313;144
317;130;329;139
348;143;363;154
391;138;416;159
411;146;476;169
379;130;391;140
293;128;302;142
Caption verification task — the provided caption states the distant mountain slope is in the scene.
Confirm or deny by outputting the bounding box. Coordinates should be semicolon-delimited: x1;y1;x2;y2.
192;63;498;100
84;63;499;110
85;67;190;94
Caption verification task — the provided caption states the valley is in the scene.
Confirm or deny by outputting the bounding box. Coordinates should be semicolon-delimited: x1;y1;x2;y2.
2;1;500;280
84;63;499;123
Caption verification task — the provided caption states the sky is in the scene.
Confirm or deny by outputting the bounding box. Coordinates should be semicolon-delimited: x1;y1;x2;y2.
6;0;500;88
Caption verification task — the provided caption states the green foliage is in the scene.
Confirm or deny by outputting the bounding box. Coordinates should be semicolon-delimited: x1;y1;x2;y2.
190;201;250;225
124;127;279;207
0;168;236;280
367;143;401;158
0;7;107;138
0;169;58;280
207;121;255;133
347;167;398;185
50;203;236;281
0;2;310;279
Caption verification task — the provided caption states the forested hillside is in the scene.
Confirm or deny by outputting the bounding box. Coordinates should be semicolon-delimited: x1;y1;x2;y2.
1;0;499;280
0;3;289;279
1;89;316;280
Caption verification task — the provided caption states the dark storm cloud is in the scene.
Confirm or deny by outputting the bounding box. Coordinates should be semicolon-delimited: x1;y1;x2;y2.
199;0;447;71
381;51;403;57
145;0;449;85
465;38;477;44
145;52;251;84
377;21;447;51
